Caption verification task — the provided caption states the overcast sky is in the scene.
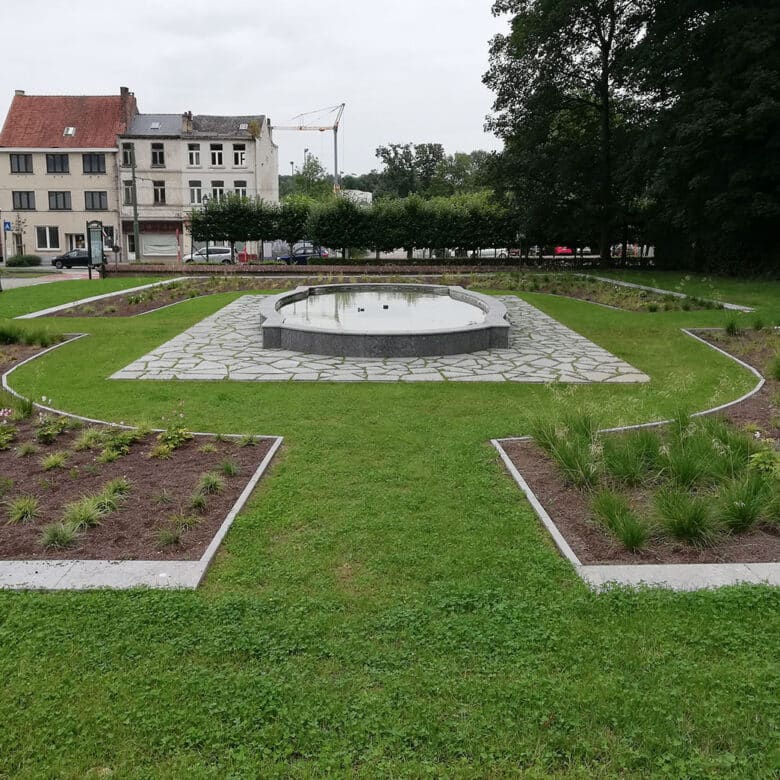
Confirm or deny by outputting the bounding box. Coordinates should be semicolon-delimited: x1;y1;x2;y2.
0;0;508;177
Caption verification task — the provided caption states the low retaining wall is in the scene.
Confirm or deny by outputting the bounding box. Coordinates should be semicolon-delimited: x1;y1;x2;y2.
103;263;521;277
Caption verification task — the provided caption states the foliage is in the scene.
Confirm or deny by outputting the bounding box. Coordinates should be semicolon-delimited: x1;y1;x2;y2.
591;489;649;551
655;488;719;546
6;495;40;525
196;472;225;495
34;415;69;444
718;472;771;532
40;451;68;471
6;254;42;267
219;459;239;477
0;323;58;347
39;521;78;549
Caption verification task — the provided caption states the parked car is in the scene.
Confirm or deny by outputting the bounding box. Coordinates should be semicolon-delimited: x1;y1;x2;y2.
51;249;106;269
278;243;329;265
471;248;508;259
554;246;573;256
182;246;235;264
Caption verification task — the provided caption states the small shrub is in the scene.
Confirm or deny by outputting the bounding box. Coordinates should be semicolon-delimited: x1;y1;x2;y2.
7;496;40;525
199;443;218;454
104;477;131;499
156;525;182;548
0;476;13;498
718;473;771;533
41;451;68;471
149;443;173;459
655;488;719;546
190;492;207;512
197;472;225;495
74;428;104;451
155;490;174;505
749;448;780;478
647;303;658;313
15;441;38;458
170;512;199;530
551;438;601;489
724;318;740;337
603;430;660;486
238;434;257;447
218;459;238;477
97;447;122;463
752;318;764;331
0;423;17;450
591;489;650;552
6;254;42;267
40;522;78;549
93;492;119;515
13;396;34;419
35;415;68;444
157;425;192;450
62;496;105;529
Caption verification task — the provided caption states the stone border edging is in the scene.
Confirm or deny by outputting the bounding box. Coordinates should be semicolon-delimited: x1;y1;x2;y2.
580;274;755;312
0;437;283;590
493;327;778;591
13;277;190;319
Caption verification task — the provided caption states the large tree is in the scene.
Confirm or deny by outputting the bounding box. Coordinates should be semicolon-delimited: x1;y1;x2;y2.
485;0;647;263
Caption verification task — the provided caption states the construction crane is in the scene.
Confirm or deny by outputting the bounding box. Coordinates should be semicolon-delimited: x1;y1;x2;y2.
273;103;346;189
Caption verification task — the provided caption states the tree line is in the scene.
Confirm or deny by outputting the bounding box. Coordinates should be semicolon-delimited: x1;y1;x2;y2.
189;192;517;261
485;0;780;274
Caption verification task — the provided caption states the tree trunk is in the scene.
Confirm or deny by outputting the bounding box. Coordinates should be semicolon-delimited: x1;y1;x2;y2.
597;37;614;267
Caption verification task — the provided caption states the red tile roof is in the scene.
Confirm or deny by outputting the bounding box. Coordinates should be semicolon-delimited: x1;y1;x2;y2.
0;93;135;149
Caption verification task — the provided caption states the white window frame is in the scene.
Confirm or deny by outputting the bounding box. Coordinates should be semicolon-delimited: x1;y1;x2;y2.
211;180;225;201
188;143;201;166
234;180;247;198
210;144;223;166
189;180;202;204
233;144;246;166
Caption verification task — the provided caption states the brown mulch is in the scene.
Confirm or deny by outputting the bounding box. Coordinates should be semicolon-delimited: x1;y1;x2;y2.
1;342;275;560
502;439;779;565
692;328;779;440
501;328;780;566
0;417;274;560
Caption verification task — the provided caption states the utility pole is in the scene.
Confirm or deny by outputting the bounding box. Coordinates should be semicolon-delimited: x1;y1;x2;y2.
130;143;141;262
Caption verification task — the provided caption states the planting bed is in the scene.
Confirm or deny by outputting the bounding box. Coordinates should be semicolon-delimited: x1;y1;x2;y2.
50;272;719;318
1;341;274;561
501;329;779;566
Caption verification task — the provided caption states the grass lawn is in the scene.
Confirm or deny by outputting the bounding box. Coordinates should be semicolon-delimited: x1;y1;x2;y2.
0;283;777;777
593;269;780;316
0;277;164;319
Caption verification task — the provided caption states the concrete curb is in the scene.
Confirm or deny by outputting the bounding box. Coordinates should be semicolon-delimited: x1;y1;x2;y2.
580;274;755;312
493;328;778;591
14;277;190;319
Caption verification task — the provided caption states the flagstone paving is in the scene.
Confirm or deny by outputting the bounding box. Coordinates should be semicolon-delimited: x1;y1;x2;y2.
111;295;649;384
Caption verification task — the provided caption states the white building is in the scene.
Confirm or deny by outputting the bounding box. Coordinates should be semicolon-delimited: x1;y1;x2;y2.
119;112;278;261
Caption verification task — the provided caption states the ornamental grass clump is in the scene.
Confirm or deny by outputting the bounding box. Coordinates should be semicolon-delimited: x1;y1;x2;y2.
655;488;719;546
6;496;40;525
41;451;68;471
197;472;225;495
39;522;78;549
218;459;238;477
73;427;104;452
62;496;106;530
156;524;182;548
591;489;649;552
717;473;771;533
602;429;661;486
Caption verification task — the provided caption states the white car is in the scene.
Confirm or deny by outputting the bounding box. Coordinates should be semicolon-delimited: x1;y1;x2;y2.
182;246;235;264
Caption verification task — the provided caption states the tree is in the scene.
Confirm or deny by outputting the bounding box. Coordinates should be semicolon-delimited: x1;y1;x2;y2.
631;0;780;273
485;0;647;263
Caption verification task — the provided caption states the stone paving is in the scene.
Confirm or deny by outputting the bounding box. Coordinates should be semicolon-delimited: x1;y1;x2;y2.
111;295;649;383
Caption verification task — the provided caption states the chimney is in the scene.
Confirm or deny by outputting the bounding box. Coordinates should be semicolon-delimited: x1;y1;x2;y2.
14;89;25;96
119;86;138;129
183;111;193;133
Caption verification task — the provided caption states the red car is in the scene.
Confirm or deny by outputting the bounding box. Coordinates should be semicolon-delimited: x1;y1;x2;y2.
554;246;573;256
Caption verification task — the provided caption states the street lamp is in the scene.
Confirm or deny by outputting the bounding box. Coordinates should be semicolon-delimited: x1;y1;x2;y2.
201;194;210;262
289;161;294;177
303;148;309;170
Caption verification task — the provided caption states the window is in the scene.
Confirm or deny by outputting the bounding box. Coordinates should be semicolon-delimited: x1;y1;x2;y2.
211;180;225;201
210;144;223;166
48;191;72;210
10;154;33;173
127;233;136;254
239;122;249;131
63;126;76;136
234;180;247;197
46;154;69;174
103;226;115;248
36;226;60;250
12;191;35;210
153;180;166;205
189;180;202;204
85;191;108;210
150;121;161;130
151;143;165;167
121;143;133;167
188;143;200;166
233;143;246;166
82;153;106;174
123;180;134;206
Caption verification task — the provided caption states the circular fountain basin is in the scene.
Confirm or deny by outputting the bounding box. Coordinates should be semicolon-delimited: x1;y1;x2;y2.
259;284;510;357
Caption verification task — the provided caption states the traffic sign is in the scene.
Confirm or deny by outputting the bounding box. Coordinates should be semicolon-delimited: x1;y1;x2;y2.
3;221;10;232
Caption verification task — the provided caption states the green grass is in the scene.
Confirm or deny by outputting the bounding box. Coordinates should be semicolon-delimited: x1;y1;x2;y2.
0;282;776;775
0;276;163;318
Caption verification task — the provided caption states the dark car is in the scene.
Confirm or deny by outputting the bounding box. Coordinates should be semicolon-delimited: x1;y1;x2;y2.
51;249;106;269
278;242;329;266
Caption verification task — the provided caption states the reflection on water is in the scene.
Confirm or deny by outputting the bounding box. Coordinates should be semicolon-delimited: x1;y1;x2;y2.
280;290;485;333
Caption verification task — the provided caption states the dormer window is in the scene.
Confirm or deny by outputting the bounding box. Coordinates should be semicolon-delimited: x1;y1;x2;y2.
63;126;76;136
150;121;161;130
239;123;248;131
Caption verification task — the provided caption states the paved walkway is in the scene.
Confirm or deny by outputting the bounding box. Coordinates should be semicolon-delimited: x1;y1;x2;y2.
113;295;648;384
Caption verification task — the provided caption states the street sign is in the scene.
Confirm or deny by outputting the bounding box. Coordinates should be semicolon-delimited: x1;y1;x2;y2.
3;221;10;232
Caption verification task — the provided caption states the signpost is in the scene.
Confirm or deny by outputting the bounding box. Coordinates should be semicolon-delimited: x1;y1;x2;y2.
86;220;104;280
